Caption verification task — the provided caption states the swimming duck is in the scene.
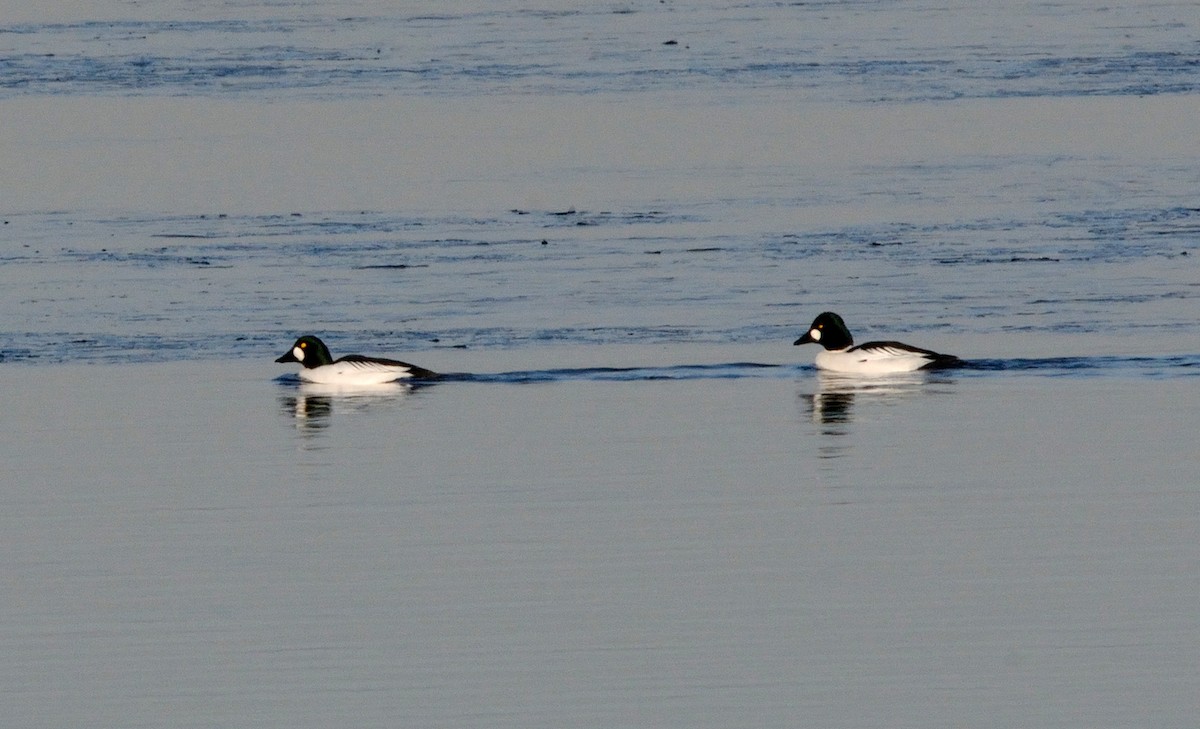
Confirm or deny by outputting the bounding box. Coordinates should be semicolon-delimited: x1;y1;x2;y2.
275;335;438;384
794;312;960;374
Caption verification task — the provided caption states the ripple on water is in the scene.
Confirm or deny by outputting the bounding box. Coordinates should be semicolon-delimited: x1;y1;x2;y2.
1;203;1196;367
3;4;1199;100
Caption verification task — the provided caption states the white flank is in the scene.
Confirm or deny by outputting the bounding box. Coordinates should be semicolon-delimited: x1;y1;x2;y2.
298;361;412;385
814;346;933;374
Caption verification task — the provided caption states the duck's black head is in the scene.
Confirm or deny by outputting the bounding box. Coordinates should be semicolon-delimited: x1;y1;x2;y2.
793;312;854;351
276;335;335;368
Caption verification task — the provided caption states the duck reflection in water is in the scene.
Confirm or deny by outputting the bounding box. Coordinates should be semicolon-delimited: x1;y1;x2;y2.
802;371;955;433
278;381;415;433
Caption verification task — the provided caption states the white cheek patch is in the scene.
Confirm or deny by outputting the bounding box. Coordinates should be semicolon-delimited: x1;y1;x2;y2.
293;346;305;362
810;328;821;342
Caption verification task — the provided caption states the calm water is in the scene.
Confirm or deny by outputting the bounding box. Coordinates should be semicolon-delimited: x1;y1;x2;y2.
2;360;1197;728
2;1;1199;727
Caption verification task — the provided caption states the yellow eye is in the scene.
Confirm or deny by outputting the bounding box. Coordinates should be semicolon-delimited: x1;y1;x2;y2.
300;342;307;348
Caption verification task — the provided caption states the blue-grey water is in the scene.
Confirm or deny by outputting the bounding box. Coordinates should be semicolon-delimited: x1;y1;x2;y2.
2;2;1198;727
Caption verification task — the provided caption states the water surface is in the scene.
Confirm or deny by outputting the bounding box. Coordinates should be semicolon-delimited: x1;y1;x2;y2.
2;361;1197;727
1;1;1198;727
